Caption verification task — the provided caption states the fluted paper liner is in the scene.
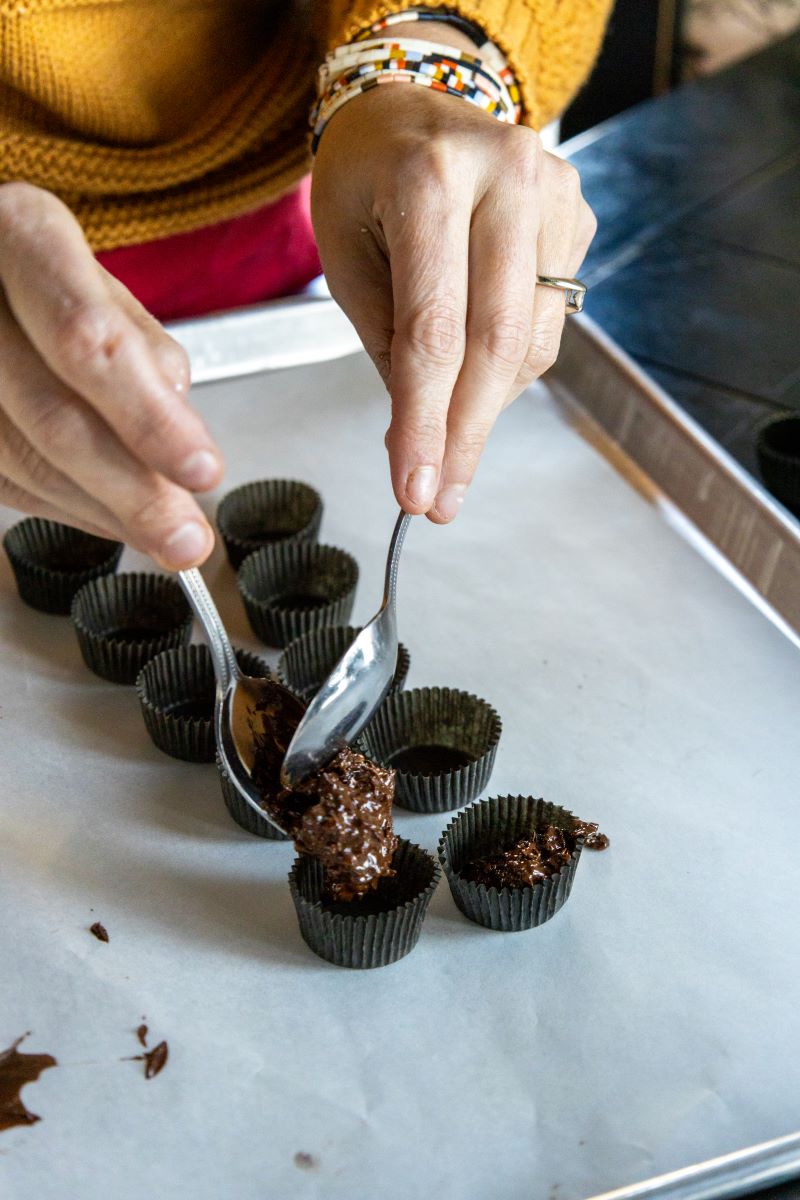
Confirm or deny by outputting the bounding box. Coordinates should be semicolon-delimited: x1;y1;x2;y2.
438;795;585;932
70;572;192;684
237;541;358;648
360;686;501;813
756;413;800;516
288;838;440;969
3;517;122;615
216;752;289;840
217;479;323;568
277;624;410;704
136;644;270;762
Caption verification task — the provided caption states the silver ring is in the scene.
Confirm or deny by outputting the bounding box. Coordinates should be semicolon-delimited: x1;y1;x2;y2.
536;274;586;315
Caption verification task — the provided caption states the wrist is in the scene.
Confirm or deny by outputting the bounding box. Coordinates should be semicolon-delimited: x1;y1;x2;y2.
381;19;476;53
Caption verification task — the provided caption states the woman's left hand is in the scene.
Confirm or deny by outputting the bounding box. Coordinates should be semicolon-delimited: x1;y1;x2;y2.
311;76;596;523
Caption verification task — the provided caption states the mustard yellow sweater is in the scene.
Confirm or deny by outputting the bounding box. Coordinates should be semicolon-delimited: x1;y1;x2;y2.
0;1;613;250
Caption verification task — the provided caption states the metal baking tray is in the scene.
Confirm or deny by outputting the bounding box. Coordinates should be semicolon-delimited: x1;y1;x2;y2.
170;298;800;650
164;295;800;1200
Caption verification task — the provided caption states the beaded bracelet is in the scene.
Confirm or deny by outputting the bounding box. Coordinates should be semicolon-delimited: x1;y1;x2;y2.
311;37;521;153
353;7;489;49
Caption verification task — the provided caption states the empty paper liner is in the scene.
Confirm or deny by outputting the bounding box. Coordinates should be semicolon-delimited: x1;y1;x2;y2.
70;572;192;685
216;479;323;568
237;540;358;648
360;686;501;813
3;517;122;615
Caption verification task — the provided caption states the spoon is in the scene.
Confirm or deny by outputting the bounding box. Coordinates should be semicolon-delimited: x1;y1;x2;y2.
177;568;303;835
280;509;411;788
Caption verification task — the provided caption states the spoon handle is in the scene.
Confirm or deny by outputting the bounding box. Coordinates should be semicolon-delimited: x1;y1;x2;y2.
178;568;239;691
384;511;412;609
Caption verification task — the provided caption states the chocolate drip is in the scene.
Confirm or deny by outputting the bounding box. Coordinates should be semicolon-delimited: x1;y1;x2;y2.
0;1036;57;1133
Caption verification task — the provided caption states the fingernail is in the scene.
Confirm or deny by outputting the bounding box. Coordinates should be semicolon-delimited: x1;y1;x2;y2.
406;465;438;508
179;449;221;490
163;521;210;567
433;484;466;522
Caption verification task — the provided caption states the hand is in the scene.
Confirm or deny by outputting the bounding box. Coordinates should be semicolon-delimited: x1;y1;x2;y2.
0;183;223;568
311;82;596;522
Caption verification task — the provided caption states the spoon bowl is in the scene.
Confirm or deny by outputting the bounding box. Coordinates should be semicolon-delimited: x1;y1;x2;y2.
280;510;411;787
177;567;299;836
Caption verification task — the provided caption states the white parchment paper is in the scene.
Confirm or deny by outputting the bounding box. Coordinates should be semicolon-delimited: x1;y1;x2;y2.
1;351;798;1200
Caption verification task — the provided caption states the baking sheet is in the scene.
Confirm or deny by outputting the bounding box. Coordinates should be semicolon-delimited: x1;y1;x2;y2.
1;350;798;1200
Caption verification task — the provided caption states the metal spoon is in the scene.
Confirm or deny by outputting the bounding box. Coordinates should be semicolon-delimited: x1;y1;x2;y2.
177;568;302;835
280;510;411;788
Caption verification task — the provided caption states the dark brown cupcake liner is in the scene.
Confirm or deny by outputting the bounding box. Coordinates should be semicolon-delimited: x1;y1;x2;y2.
360;686;501;813
288;837;440;969
136;644;270;762
756;413;800;517
216;479;323;569
3;518;123;615
215;752;289;840
438;795;585;932
237;541;358;648
277;624;410;705
70;572;192;685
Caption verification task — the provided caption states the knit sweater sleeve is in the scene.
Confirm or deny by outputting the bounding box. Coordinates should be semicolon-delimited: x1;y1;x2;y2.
322;1;614;129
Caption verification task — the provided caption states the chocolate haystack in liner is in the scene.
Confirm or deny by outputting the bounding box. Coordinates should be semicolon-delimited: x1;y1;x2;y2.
216;479;323;569
289;836;440;969
277;624;410;705
216;752;289;840
245;681;436;966
756;413;800;517
136;644;270;762
438;795;607;932
237;541;358;648
70;572;192;685
3;517;122;615
267;747;398;902
360;686;501;813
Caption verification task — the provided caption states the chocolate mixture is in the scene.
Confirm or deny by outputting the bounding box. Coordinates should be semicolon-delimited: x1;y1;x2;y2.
572;820;611;852
463;817;609;889
251;684;398;902
274;747;398;902
249;682;306;809
0;1036;57;1132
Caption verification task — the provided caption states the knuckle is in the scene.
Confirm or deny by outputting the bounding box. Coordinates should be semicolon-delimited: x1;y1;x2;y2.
54;303;126;374
0;475;33;512
124;485;185;544
0;184;73;257
13;429;55;490
401;303;465;368
0;182;47;235
453;421;491;463
155;335;191;392
577;201;598;250
389;412;446;450
128;394;185;459
554;157;581;193
478;314;531;369
505;127;542;183
526;327;561;373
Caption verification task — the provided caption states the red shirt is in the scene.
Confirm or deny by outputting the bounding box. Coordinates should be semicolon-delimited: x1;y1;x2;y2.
96;176;321;323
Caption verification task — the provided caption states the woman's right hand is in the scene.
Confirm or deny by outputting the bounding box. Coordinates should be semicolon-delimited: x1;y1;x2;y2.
0;183;223;569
